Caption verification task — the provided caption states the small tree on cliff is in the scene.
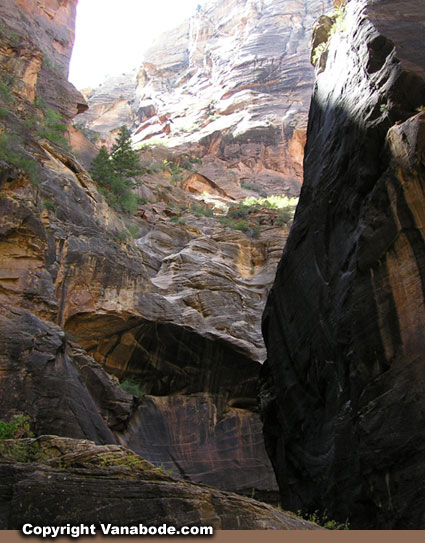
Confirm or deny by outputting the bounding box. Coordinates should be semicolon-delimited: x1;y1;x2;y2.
90;145;115;188
90;128;142;214
110;126;143;182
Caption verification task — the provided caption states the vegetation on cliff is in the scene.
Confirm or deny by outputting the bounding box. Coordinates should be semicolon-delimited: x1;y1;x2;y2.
90;126;143;214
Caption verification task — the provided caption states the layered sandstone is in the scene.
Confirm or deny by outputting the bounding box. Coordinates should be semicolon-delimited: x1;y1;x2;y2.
0;435;321;530
0;130;286;499
260;0;425;529
0;0;295;508
0;0;86;120
77;0;333;197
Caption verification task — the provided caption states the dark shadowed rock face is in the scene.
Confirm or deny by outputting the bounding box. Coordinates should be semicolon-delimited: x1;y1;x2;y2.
260;0;425;530
118;394;279;501
0;305;134;443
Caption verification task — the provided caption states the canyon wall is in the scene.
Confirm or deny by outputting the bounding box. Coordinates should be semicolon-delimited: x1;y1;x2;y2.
0;0;86;119
260;0;425;529
0;0;318;513
77;0;333;197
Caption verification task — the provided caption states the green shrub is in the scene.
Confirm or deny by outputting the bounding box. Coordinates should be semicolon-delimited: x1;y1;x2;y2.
116;192;139;215
0;414;33;440
181;159;193;170
9;32;20;47
33;96;46;110
37;107;69;147
252;225;261;239
275;207;293;226
114;231;129;242
125;223;140;238
233;220;249;232
329;6;346;36
227;206;248;220
120;378;143;398
220;216;250;233
312;42;328;67
181;157;202;169
43;200;56;213
243;194;298;210
190;203;214;217
136;137;168;150
241;182;263;192
0;76;14;104
299;510;349;530
0;133;40;181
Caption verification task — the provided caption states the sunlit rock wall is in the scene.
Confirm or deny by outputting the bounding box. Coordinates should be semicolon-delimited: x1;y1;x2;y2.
78;0;333;195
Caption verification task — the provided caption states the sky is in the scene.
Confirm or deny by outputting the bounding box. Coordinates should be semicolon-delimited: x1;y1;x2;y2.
69;0;203;90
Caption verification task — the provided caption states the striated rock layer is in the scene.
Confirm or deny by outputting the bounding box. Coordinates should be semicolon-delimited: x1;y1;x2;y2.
0;0;292;507
0;0;86;120
77;0;333;197
0;436;321;530
260;0;425;529
0;121;282;499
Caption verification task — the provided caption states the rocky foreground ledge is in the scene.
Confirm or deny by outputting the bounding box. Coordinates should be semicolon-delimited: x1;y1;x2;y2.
0;435;320;530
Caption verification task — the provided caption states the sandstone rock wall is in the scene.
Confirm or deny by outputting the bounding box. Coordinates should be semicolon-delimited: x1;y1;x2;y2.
0;134;283;498
0;0;289;506
0;436;320;530
77;0;333;196
0;0;86;120
260;0;425;529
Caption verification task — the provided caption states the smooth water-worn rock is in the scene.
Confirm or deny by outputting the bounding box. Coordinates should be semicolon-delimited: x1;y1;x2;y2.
0;436;320;530
118;393;279;501
260;0;425;529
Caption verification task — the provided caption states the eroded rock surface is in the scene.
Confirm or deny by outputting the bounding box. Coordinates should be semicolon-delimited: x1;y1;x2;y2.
0;436;320;530
0;134;284;500
0;0;86;120
119;393;278;501
0;0;291;507
77;0;333;196
260;0;425;529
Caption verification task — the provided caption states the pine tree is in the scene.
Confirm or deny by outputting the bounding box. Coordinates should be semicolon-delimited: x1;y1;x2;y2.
90;137;140;215
90;145;114;188
110;126;143;181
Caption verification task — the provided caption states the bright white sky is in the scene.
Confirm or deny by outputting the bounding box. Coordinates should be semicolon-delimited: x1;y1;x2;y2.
69;0;203;89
